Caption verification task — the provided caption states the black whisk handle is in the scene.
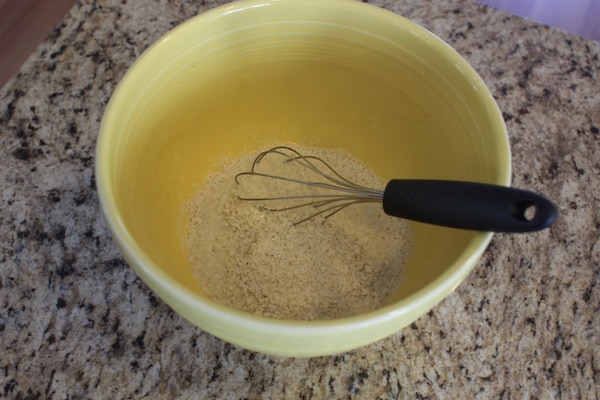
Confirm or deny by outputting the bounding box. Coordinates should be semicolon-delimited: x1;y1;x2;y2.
382;180;557;233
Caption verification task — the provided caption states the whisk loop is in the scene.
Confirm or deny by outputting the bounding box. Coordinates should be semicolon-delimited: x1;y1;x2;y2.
234;146;383;225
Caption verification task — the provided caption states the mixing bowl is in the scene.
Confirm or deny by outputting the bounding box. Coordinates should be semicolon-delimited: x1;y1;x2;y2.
96;0;510;356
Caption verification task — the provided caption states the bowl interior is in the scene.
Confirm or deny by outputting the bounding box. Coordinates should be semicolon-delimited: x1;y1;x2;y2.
97;0;509;355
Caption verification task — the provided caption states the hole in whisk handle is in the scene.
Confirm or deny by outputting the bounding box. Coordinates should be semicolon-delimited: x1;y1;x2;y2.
382;180;557;233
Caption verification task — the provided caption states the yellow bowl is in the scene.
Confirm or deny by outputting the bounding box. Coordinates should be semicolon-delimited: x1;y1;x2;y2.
96;0;510;356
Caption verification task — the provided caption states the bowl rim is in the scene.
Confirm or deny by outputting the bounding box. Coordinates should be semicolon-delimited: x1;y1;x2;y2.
96;0;510;355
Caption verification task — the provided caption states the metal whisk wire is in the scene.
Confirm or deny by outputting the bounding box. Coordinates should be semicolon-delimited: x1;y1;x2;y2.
234;146;384;224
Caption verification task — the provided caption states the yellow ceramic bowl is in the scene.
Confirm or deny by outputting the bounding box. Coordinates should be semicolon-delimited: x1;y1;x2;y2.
96;0;510;356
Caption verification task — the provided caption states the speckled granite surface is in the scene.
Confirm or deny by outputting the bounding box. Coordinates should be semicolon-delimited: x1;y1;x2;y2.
1;0;598;398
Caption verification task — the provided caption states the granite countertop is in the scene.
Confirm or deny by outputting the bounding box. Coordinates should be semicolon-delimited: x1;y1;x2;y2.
1;0;598;398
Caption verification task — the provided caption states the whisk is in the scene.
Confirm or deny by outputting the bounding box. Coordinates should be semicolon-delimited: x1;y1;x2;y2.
234;146;557;232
